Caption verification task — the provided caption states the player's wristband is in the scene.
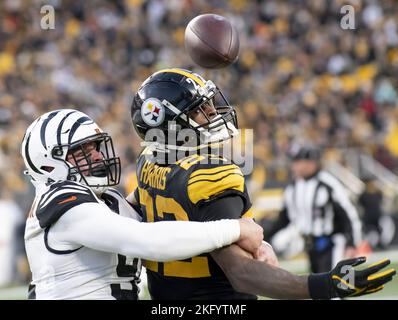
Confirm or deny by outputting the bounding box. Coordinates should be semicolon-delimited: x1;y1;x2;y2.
308;273;333;300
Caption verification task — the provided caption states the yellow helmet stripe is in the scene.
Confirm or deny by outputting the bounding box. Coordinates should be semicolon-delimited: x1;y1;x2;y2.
155;68;206;87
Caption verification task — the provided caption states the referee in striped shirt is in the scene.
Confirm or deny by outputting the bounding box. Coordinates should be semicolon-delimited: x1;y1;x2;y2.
268;145;362;273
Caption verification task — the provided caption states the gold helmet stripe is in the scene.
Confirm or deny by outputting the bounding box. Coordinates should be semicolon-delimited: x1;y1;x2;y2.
154;68;206;87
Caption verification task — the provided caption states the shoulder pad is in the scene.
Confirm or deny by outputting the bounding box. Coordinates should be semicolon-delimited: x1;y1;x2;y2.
187;162;245;204
37;180;98;228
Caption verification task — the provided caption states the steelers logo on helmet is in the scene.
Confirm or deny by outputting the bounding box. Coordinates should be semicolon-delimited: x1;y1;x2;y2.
141;98;165;127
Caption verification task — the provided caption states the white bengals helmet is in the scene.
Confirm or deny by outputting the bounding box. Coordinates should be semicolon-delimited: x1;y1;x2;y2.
21;109;121;194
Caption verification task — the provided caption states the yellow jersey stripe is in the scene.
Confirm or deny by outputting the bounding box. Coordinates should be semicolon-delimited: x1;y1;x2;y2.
188;172;243;188
163;257;211;278
155;68;205;87
143;259;158;272
190;164;238;178
242;208;254;219
188;173;244;204
188;168;243;185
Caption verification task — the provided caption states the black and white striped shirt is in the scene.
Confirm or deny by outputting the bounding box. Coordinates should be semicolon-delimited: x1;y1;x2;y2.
270;170;362;247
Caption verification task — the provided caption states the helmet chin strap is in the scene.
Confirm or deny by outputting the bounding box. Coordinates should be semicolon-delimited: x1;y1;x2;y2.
142;126;238;165
199;121;239;145
68;167;109;195
83;176;109;195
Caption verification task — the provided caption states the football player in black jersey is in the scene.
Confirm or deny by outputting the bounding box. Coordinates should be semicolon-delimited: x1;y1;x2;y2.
129;68;396;300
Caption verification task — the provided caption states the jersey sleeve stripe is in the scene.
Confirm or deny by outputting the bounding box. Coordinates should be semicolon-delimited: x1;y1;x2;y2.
37;193;98;228
39;181;93;206
188;170;243;186
40;182;92;204
41;185;90;203
188;167;242;184
40;189;91;209
190;164;238;178
188;173;245;204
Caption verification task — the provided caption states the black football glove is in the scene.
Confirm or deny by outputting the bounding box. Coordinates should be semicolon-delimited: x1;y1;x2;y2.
308;256;396;299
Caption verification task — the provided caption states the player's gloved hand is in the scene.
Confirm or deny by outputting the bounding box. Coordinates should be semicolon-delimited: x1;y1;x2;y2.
308;256;396;299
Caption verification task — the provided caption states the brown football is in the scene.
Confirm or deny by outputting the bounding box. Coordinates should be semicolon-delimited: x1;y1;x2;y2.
185;14;240;69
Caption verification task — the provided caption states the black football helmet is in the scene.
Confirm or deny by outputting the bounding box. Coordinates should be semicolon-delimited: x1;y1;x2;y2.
131;68;238;150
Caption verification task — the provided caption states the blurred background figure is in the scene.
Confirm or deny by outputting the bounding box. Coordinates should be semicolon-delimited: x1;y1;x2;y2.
0;183;25;287
358;177;396;250
264;144;362;273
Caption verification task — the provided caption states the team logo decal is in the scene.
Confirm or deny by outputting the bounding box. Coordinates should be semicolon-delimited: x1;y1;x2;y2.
141;98;165;127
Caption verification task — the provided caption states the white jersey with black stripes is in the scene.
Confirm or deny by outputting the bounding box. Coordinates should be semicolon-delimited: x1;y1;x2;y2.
25;181;142;300
25;180;241;300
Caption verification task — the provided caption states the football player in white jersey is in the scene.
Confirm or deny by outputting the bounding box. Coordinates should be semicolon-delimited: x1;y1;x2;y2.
21;109;264;300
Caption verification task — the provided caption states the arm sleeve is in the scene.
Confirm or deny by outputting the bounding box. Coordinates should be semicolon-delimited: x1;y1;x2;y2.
55;202;241;261
197;195;245;222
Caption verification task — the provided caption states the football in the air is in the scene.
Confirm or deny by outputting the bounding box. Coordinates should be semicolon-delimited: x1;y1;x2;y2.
184;14;240;69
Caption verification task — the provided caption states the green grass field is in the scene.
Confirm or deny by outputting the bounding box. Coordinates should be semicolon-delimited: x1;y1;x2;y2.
1;250;397;300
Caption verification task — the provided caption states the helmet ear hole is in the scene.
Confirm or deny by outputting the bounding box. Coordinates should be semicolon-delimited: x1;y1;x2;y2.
52;147;64;157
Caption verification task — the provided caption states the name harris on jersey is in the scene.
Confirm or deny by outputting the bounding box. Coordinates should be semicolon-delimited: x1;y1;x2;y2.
139;160;171;190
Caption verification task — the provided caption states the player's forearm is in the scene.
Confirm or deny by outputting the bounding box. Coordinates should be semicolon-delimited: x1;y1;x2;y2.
230;260;310;299
213;245;310;299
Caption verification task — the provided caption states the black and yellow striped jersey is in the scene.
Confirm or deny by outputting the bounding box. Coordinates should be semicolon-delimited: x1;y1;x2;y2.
134;148;256;300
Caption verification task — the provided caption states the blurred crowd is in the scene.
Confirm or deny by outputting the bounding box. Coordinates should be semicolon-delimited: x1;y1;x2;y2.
1;0;398;284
